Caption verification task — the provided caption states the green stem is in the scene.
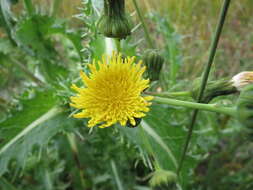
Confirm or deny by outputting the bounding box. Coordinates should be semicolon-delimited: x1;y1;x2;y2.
177;0;231;177
114;38;121;52
153;96;236;117
132;0;154;49
146;91;191;98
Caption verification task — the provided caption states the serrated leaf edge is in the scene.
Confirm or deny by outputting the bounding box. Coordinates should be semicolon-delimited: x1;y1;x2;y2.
0;106;63;156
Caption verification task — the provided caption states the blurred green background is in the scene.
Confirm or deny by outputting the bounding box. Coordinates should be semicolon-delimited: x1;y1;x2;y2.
0;0;253;190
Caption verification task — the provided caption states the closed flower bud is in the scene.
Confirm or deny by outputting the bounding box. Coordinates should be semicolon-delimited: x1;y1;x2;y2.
149;169;177;190
231;71;253;91
236;84;253;129
142;49;164;81
191;78;237;103
97;0;131;39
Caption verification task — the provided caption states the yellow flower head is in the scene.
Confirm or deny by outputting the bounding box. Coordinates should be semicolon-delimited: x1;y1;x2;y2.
70;53;153;128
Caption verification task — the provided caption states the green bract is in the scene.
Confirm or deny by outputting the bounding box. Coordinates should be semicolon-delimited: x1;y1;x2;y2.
237;84;253;129
149;169;177;189
191;78;237;103
143;49;164;81
98;0;131;39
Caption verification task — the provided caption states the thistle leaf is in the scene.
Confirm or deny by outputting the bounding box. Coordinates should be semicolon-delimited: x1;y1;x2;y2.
0;89;76;176
119;104;197;186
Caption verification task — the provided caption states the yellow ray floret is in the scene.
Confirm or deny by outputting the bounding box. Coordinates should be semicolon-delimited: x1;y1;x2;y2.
70;53;153;128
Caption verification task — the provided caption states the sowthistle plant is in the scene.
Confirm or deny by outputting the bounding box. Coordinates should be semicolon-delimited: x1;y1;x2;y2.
1;0;253;189
68;0;253;187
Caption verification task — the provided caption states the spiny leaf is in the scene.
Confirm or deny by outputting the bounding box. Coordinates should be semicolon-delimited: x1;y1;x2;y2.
0;109;78;176
15;14;83;62
15;15;57;59
0;89;57;146
14;14;82;81
0;89;58;177
0;87;81;176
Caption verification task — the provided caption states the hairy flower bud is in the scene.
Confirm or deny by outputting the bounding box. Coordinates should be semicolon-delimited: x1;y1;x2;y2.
191;78;237;103
231;71;253;91
149;169;177;189
97;0;131;39
142;49;164;81
236;84;253;129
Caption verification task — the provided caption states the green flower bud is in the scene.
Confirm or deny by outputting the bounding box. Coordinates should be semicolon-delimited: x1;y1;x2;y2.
149;169;177;189
191;78;237;103
98;0;131;39
236;84;253;129
142;49;164;81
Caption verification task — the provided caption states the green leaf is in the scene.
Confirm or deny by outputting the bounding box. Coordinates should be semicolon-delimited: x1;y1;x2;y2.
0;89;57;146
15;15;83;61
15;15;56;59
0;0;17;44
0;38;13;54
0;0;15;28
0;89;73;176
149;13;183;86
0;105;78;176
141;120;178;169
111;160;125;190
65;31;84;62
119;104;197;186
0;177;18;190
90;36;106;61
14;14;83;81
